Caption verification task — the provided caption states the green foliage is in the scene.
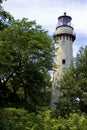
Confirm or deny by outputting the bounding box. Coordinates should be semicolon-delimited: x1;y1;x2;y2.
0;108;87;130
0;17;53;110
0;0;6;3
0;0;53;112
0;0;13;30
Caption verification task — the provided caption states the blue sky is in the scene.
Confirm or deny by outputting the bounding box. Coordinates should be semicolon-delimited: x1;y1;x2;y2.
3;0;87;57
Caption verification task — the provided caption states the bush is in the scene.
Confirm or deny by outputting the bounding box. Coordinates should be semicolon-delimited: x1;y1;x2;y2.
0;108;87;130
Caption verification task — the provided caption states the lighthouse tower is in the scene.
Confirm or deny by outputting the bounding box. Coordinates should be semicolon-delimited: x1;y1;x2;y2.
50;13;76;109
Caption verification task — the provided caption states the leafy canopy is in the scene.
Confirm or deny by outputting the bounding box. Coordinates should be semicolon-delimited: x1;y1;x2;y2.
0;18;53;110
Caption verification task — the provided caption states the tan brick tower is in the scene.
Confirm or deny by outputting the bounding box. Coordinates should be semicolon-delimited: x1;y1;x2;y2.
50;13;76;109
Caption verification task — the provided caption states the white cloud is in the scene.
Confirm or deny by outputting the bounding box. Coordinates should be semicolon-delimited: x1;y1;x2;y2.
3;0;87;54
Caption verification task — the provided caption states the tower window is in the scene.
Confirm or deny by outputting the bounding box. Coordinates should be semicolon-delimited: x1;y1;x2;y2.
63;36;65;40
60;36;61;40
62;59;66;64
67;35;68;40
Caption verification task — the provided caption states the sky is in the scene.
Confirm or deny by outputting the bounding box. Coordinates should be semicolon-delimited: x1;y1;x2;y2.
3;0;87;57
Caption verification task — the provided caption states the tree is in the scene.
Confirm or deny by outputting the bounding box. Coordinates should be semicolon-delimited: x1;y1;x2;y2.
1;107;87;130
55;46;87;116
0;0;6;3
0;18;53;110
0;0;13;30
